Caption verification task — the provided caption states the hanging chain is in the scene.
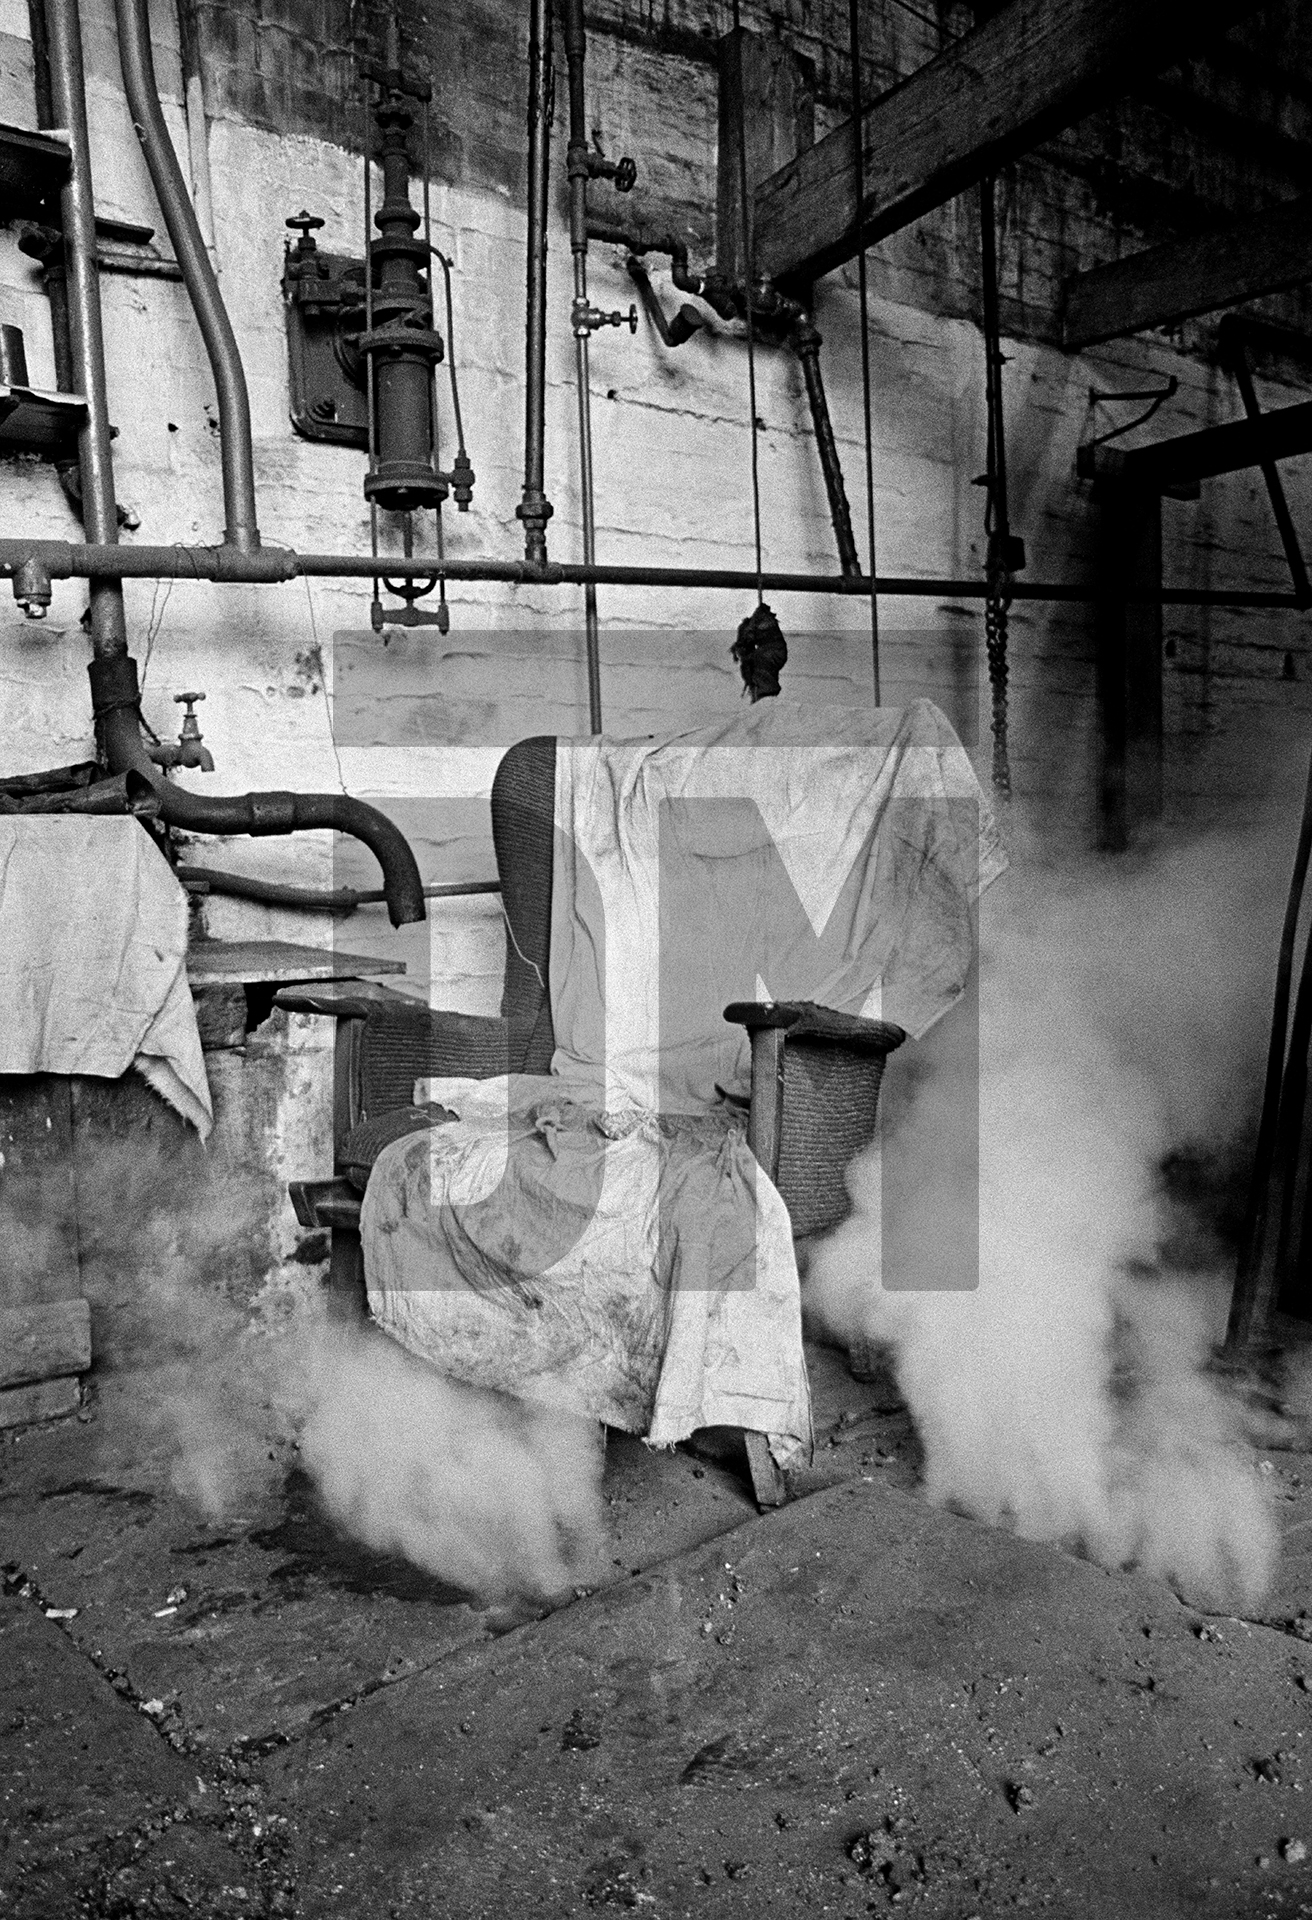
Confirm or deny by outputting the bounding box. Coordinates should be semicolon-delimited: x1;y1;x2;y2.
983;592;1011;800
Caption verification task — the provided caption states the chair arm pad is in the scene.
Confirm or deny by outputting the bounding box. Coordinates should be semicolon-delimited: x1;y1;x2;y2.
288;1177;363;1230
723;999;906;1054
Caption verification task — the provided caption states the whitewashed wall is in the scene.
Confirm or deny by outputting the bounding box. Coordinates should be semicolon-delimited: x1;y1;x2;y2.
2;0;1311;1294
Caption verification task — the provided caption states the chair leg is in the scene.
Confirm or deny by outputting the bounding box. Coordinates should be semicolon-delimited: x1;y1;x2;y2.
327;1226;367;1322
743;1430;787;1510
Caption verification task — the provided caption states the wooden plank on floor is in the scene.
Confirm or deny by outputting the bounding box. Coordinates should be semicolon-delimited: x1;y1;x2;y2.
0;1299;91;1389
0;1374;80;1430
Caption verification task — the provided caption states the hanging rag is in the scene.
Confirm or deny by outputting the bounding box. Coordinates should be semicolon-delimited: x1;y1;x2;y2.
0;817;212;1136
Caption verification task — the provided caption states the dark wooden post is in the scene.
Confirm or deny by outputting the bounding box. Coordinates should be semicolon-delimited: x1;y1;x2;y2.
716;27;814;286
1094;479;1163;850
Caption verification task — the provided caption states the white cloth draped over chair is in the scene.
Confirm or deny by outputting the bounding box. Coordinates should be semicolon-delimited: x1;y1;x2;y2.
363;699;1004;1464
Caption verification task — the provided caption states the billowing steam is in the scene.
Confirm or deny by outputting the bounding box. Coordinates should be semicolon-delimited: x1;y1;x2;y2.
156;1313;606;1604
62;1134;605;1605
805;824;1287;1612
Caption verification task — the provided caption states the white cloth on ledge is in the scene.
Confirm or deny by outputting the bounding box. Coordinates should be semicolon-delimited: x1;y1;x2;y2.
0;817;212;1136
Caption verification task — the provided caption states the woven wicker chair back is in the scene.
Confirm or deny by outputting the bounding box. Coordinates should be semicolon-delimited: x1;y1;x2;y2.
490;734;558;1073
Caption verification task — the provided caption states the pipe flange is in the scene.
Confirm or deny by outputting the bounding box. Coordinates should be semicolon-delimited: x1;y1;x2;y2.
358;324;445;362
363;465;448;511
367;234;430;266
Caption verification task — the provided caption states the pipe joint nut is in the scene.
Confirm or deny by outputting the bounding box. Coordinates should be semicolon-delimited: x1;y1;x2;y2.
12;557;52;619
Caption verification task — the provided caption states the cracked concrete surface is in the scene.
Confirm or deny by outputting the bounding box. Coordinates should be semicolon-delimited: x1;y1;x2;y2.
3;1343;1311;1918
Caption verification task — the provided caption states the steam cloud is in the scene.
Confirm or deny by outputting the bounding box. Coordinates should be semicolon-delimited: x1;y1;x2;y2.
805;822;1288;1612
163;1315;607;1606
63;1132;605;1605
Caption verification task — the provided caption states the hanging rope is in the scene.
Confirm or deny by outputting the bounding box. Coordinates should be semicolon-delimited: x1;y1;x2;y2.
847;0;881;704
731;0;764;606
978;174;1019;802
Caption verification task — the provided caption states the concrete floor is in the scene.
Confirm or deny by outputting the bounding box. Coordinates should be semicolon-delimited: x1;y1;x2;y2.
3;1342;1312;1919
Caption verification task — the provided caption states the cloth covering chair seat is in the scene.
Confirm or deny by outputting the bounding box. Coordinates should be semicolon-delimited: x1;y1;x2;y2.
286;699;1003;1501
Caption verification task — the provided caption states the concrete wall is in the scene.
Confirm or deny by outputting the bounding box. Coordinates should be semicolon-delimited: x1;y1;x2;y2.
3;0;1312;1313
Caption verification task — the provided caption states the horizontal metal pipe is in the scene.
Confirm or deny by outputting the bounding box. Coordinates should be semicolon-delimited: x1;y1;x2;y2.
0;538;1302;606
178;865;500;914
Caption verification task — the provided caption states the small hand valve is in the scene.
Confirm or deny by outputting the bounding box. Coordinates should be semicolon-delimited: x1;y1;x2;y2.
571;299;640;338
285;210;325;256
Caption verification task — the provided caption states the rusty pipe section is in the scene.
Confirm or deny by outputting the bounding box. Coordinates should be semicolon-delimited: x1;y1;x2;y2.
114;0;259;550
791;317;860;578
589;214;858;578
88;654;424;927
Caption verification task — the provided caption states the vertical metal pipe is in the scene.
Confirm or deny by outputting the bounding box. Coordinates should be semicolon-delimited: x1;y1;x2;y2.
24;0;75;394
174;0;217;255
44;0;127;655
563;0;602;736
517;0;554;567
114;0;260;550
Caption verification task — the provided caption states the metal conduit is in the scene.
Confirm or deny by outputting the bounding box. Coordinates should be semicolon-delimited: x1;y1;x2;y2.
563;0;603;735
517;0;554;567
114;0;260;550
0;539;1303;607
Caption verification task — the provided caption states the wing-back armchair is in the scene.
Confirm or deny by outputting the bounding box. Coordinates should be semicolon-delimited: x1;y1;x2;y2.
282;734;904;1503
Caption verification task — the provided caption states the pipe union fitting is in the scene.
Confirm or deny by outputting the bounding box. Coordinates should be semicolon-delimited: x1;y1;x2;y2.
13;557;52;619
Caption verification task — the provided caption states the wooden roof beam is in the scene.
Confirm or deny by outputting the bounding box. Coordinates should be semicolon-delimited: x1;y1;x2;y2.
1080;399;1312;492
1063;195;1312;349
751;0;1248;289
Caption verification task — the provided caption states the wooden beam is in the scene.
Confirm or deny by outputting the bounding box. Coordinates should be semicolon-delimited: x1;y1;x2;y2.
716;28;814;287
752;0;1245;287
1064;196;1312;349
1085;399;1312;493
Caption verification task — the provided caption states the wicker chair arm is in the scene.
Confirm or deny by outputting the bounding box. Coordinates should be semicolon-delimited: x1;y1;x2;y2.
723;999;905;1054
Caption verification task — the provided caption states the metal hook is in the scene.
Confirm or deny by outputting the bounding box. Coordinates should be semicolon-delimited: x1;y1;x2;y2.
1084;375;1179;452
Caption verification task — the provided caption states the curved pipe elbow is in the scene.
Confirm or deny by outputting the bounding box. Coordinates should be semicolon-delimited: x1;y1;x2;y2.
92;659;426;928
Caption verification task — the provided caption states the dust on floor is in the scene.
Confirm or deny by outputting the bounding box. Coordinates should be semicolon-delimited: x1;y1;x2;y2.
3;1342;1311;1919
